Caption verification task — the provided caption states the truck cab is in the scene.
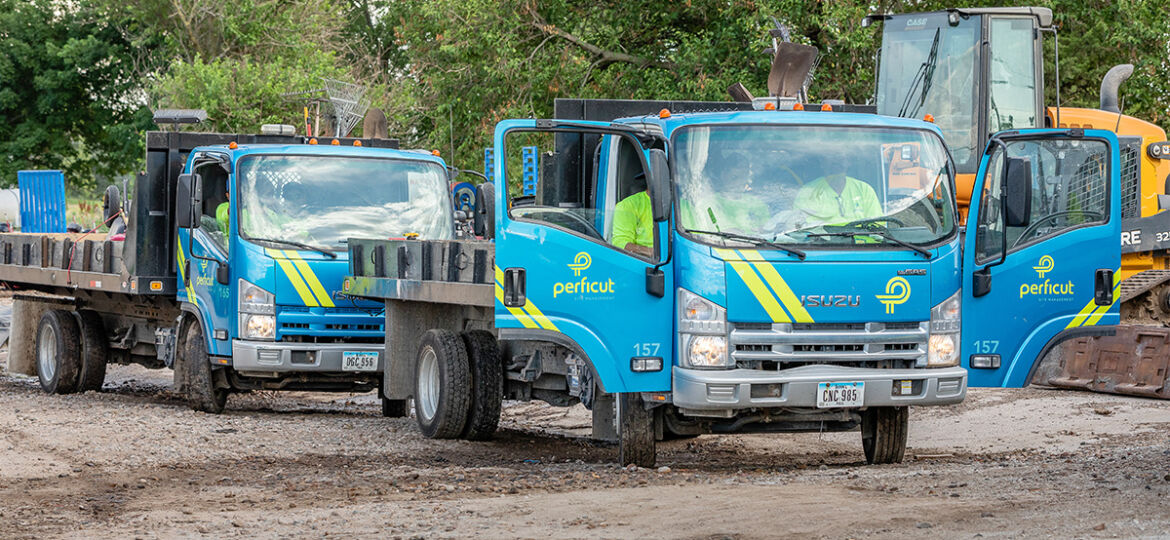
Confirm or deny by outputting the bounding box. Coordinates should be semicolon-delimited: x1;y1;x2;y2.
176;141;454;410
491;105;968;464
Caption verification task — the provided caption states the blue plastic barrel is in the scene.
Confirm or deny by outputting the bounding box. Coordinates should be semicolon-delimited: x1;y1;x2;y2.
17;170;66;233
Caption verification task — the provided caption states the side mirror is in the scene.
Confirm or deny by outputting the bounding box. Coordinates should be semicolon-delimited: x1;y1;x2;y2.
647;149;671;222
1003;157;1032;228
473;182;496;239
176;174;196;228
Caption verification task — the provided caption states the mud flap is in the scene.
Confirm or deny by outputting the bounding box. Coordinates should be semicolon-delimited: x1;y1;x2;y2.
1044;326;1170;398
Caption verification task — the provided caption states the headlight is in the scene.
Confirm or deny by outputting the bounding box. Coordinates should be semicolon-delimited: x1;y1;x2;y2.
239;279;275;340
685;335;730;368
678;289;731;368
928;290;961;367
241;314;275;340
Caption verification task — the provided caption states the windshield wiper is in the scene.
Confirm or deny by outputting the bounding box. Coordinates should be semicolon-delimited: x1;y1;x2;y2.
897;28;940;119
805;230;932;259
250;237;337;258
686;229;806;260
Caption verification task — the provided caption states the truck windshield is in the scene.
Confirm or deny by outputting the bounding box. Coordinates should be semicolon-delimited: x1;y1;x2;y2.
876;13;980;173
237;155;453;250
674;124;957;249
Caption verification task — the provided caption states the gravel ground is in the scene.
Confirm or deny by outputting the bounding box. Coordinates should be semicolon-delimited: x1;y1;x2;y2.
3;355;1170;539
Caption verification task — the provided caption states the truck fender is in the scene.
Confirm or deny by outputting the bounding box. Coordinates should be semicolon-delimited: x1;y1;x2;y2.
177;304;216;356
499;321;636;393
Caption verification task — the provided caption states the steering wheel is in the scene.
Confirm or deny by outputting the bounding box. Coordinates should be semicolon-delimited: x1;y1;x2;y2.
1012;210;1103;247
842;216;905;230
777;165;804;187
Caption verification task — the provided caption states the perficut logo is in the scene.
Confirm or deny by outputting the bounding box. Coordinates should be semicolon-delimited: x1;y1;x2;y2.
876;276;911;314
554;252;613;298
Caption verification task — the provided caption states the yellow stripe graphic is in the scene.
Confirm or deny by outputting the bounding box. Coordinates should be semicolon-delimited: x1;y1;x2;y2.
176;236;197;307
283;250;335;307
740;249;814;323
521;302;559;332
266;248;318;307
715;249;790;323
494;279;538;329
1066;270;1121;329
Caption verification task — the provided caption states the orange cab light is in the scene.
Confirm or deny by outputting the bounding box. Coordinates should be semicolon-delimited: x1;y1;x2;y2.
353;140;362;146
308;138;318;145
821;103;833;111
793;102;805;111
923;114;935;123
228;141;238;150
331;139;340;146
431;149;441;156
659;108;671;119
763;102;777;111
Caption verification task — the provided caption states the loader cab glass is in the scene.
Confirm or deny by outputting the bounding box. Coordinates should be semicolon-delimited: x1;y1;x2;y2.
673;124;957;248
877;12;1044;174
504;129;660;260
975;138;1111;263
236;155;454;252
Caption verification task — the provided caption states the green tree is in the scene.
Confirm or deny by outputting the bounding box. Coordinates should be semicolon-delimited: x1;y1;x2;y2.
0;0;156;189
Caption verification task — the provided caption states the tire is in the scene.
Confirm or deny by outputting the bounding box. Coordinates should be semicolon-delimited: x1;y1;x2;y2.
460;330;502;441
75;310;108;393
862;406;909;465
35;310;82;394
381;396;408;418
413;329;470;439
618;393;656;468
182;322;228;414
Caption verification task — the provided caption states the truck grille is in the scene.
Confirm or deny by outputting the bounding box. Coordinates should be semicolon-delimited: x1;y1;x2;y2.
730;321;928;369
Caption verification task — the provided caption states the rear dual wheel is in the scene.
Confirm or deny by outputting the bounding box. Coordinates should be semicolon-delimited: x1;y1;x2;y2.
34;309;108;395
412;329;503;440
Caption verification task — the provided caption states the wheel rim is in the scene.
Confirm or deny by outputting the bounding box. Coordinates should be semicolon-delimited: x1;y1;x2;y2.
37;324;57;381
417;347;440;422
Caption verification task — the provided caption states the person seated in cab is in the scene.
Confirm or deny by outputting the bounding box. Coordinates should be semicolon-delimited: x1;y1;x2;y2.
794;159;882;227
679;152;770;236
610;172;655;257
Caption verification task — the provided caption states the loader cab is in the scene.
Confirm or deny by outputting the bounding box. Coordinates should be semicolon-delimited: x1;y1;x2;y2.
871;7;1051;212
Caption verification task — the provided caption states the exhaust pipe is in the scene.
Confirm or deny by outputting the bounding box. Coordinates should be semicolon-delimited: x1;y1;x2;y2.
1100;64;1134;113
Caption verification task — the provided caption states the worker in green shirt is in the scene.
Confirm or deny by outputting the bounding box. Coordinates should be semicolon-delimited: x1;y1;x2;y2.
610;172;654;257
216;189;230;233
794;160;883;227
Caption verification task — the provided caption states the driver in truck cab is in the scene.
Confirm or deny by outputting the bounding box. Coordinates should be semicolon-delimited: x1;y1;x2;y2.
610;171;654;257
794;158;882;226
677;152;770;235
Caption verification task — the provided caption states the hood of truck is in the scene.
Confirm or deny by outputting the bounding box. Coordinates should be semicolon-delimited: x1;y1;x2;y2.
262;248;366;308
708;247;953;324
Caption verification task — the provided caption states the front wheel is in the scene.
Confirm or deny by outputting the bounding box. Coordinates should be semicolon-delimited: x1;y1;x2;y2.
182;322;229;414
861;406;908;464
413;329;470;439
618;393;656;468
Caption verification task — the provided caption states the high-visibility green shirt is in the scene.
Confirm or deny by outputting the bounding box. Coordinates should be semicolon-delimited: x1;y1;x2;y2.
794;176;882;226
679;194;770;235
216;202;230;232
610;191;653;249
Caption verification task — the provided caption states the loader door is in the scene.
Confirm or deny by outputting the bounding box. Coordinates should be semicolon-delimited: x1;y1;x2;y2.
962;129;1121;388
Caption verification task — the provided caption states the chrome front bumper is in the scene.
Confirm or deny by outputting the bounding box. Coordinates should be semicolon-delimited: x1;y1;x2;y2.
672;364;967;412
231;340;383;374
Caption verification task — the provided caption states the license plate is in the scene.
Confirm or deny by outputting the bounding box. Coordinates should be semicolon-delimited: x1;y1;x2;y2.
341;351;378;372
816;381;865;408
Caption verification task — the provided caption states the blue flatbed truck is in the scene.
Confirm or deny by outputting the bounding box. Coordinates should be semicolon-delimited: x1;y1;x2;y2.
2;112;456;414
343;98;981;467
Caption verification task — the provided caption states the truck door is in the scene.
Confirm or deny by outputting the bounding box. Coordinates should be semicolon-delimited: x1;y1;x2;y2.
178;153;234;356
493;120;673;393
962;129;1121;387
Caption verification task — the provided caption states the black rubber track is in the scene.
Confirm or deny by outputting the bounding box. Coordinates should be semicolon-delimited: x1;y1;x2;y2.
460;330;503;441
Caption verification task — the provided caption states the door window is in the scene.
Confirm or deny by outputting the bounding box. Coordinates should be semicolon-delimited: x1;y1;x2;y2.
193;159;230;252
975;138;1110;262
505;129;655;258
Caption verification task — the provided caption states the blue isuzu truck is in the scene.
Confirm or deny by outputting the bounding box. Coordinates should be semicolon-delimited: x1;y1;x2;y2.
2;111;455;414
344;98;977;466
